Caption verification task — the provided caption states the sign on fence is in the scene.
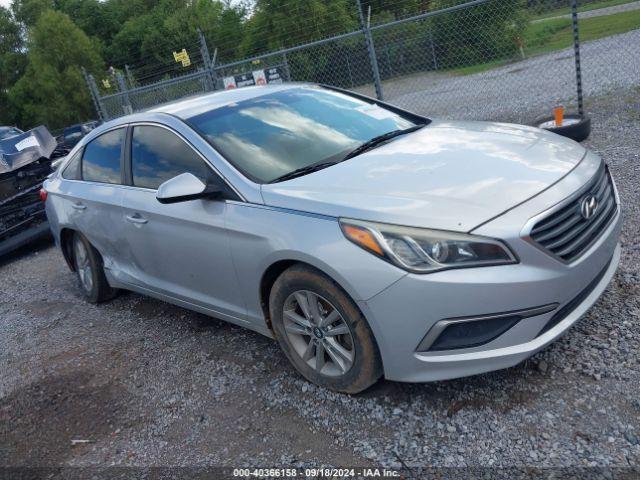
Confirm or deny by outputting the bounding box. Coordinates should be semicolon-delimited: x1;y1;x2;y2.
253;69;267;85
173;49;191;67
223;65;285;90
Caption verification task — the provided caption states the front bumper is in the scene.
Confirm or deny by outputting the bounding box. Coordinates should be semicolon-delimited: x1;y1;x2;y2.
360;152;622;382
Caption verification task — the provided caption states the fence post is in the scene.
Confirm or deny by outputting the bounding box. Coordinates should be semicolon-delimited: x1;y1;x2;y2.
210;48;219;89
356;0;384;100
429;28;438;70
116;72;133;115
571;0;584;115
282;52;291;81
125;64;135;89
82;67;105;121
198;29;215;91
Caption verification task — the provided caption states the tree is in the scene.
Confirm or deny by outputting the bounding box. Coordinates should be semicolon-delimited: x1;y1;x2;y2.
240;0;357;58
0;6;26;125
430;0;528;68
11;0;55;27
57;0;120;46
107;0;246;82
9;10;104;129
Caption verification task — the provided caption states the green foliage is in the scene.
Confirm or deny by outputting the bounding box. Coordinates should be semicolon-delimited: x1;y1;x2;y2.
363;0;434;23
9;10;104;129
524;7;640;57
0;6;27;125
57;0;121;46
106;0;245;82
430;0;529;69
11;0;54;27
239;0;357;58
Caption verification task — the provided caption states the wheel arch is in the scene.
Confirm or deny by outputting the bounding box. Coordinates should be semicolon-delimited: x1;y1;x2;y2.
59;228;108;274
59;227;77;271
258;255;365;333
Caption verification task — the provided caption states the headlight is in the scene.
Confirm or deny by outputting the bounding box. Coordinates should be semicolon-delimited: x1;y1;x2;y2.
340;219;517;273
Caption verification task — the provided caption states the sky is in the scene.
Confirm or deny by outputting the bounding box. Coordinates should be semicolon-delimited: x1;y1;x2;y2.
0;0;11;8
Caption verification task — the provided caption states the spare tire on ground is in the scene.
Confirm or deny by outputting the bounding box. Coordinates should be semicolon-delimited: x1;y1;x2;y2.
533;113;591;142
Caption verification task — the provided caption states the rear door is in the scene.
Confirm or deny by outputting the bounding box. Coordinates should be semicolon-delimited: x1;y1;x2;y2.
118;124;246;321
64;127;128;271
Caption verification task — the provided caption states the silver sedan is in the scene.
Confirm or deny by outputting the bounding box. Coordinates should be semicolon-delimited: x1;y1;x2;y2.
44;84;621;393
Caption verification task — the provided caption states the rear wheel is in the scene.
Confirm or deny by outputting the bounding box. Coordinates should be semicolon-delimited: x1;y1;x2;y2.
269;264;382;394
72;232;116;303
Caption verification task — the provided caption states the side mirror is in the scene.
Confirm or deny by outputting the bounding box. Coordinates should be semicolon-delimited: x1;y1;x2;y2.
156;172;222;204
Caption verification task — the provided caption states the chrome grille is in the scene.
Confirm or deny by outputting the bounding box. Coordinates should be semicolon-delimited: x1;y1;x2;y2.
529;166;617;263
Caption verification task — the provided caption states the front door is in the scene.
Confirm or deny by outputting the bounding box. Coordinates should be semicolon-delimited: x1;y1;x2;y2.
119;124;246;321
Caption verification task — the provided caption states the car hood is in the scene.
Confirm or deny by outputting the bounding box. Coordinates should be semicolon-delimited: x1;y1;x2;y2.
260;120;587;231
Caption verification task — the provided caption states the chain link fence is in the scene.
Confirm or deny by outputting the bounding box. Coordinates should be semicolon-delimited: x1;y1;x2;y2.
88;0;640;125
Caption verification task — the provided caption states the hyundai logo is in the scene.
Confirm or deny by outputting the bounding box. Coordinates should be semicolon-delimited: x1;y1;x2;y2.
580;194;599;220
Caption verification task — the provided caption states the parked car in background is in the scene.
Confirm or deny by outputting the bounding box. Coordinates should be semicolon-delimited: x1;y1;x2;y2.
0;126;24;141
0;125;64;256
44;84;621;393
59;121;100;150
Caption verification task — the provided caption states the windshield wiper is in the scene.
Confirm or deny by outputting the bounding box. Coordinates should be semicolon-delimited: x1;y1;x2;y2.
269;161;338;183
268;124;425;183
341;124;425;161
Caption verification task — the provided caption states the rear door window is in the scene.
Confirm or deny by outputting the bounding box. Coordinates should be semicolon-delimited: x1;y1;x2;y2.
130;125;210;190
81;128;124;184
61;150;82;180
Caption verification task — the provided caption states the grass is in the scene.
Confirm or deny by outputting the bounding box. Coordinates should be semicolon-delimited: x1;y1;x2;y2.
451;9;640;76
524;8;640;57
532;0;638;21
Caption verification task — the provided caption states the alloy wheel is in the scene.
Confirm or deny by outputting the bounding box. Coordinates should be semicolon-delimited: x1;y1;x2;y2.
283;290;354;377
74;238;93;293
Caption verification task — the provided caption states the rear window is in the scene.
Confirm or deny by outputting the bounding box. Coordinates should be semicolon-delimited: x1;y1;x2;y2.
81;128;124;184
61;151;82;180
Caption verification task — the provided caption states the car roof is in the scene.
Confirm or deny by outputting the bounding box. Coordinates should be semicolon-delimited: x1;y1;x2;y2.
65;120;98;129
147;83;307;119
86;84;311;140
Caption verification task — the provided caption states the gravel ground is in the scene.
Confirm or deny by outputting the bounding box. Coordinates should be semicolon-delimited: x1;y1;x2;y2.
1;87;639;477
360;29;640;124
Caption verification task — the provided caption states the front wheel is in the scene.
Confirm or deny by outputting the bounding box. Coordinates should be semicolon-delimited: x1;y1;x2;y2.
269;265;383;394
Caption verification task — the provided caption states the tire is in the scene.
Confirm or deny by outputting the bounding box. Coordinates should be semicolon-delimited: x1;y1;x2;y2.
269;264;383;394
533;113;591;142
71;232;117;303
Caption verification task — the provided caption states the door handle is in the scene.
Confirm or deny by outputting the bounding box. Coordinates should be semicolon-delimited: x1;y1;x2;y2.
71;202;86;210
125;214;148;225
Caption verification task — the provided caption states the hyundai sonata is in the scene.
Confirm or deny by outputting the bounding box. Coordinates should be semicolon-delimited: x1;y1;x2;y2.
44;84;621;393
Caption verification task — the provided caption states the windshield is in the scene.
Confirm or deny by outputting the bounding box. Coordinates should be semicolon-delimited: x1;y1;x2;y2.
0;127;23;141
187;86;420;183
